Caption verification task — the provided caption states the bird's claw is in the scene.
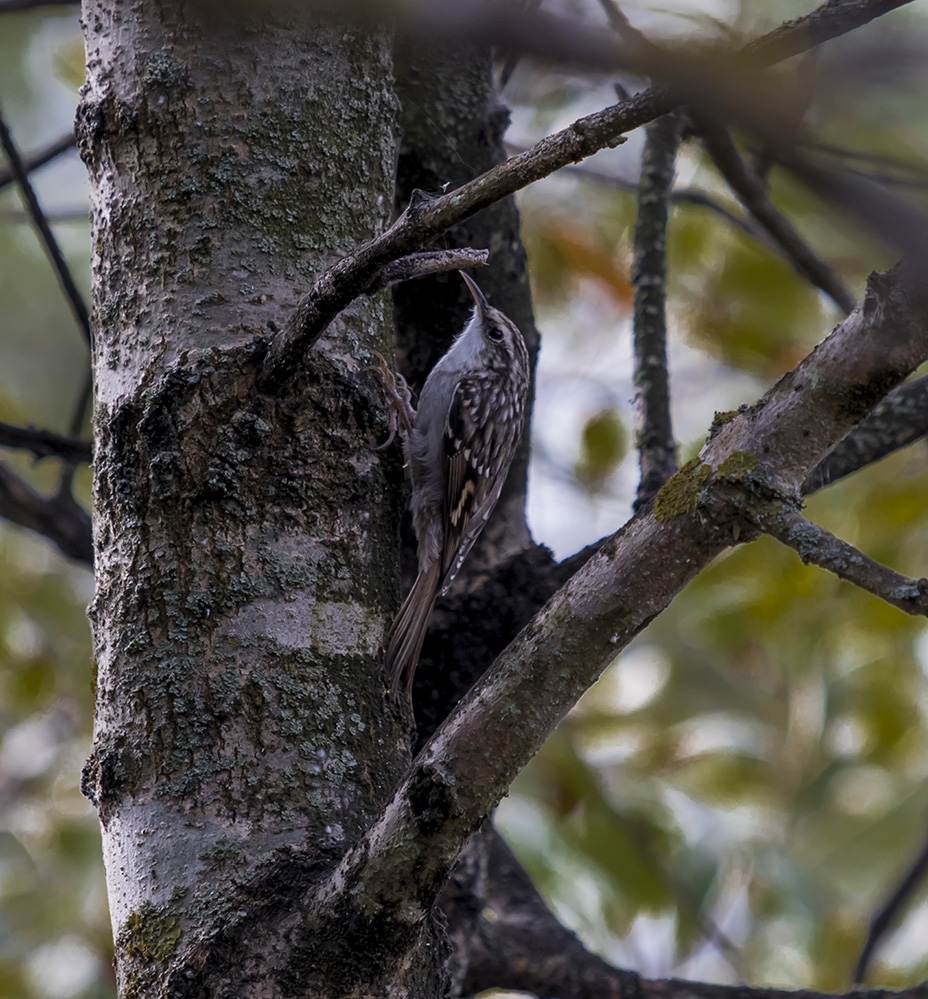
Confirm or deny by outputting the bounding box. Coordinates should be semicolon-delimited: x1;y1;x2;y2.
367;351;416;450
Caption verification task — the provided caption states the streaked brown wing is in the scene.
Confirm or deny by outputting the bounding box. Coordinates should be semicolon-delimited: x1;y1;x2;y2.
441;377;494;582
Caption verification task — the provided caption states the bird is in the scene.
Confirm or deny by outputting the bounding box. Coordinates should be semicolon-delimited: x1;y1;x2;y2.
376;271;531;701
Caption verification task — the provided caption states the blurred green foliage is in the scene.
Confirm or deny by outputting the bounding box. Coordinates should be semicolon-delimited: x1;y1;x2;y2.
3;1;928;997
576;409;628;490
503;0;928;985
502;448;928;987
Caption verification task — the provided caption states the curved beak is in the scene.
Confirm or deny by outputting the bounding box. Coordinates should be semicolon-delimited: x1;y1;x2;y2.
459;271;490;319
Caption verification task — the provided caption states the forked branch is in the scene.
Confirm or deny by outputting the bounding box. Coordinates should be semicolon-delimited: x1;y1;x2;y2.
262;0;915;385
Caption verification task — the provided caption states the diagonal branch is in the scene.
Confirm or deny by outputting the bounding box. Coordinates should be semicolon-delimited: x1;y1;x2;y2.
595;0;649;47
804;373;928;493
759;508;928;617
0;463;93;565
0;420;93;462
632;111;683;508
320;264;928;955
0;131;75;192
260;0;913;386
424;371;928;742
695;115;857;314
0;106;91;347
505;144;767;242
460;828;631;999
854;827;928;984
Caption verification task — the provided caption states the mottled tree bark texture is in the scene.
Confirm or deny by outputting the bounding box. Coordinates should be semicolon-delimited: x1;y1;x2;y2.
78;4;437;996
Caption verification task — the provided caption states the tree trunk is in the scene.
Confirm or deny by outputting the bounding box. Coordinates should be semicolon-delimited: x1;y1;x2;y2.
77;4;443;994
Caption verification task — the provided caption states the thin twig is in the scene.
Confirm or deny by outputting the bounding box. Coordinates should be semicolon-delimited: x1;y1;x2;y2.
261;0;914;385
0;106;91;347
496;0;542;90
632;111;683;508
57;368;93;510
760;508;928;617
365;248;488;295
695;115;857;314
811;141;928;176
842;166;928;191
0;207;88;224
440;0;928;275
505;141;768;241
783;153;928;280
741;0;913;63
0;420;92;462
0;463;92;565
854;829;928;984
750;49;819;188
668;188;764;240
595;0;649;47
0;131;75;192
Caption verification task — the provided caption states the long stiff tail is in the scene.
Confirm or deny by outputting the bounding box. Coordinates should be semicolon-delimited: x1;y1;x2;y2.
385;559;441;701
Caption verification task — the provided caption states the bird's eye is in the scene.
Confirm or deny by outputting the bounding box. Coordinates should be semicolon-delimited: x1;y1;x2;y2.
487;326;504;342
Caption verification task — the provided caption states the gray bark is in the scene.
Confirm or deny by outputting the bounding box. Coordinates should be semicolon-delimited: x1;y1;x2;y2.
77;3;441;995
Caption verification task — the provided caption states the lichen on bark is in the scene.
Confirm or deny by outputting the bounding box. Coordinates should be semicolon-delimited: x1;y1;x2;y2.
79;4;441;995
653;458;711;520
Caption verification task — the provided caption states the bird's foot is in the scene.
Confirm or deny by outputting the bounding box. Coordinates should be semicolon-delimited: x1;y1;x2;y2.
368;351;416;450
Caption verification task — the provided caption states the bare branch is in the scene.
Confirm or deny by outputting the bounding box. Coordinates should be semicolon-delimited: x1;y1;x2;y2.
400;0;913;80
595;0;649;47
811;142;928;190
262;0;913;386
0;131;75;192
0;463;92;565
425;373;928;742
804;374;928;493
777;148;928;278
633;112;683;508
508;143;771;243
0;106;91;347
505;141;762;235
0;207;89;224
760;508;928;617
668;188;765;241
854;829;928;984
442;824;629;999
463;831;928;999
744;0;915;64
0;420;92;462
431;1;928;279
695;116;857;314
365;248;488;294
495;0;543;90
319;265;928;951
259;102;642;385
